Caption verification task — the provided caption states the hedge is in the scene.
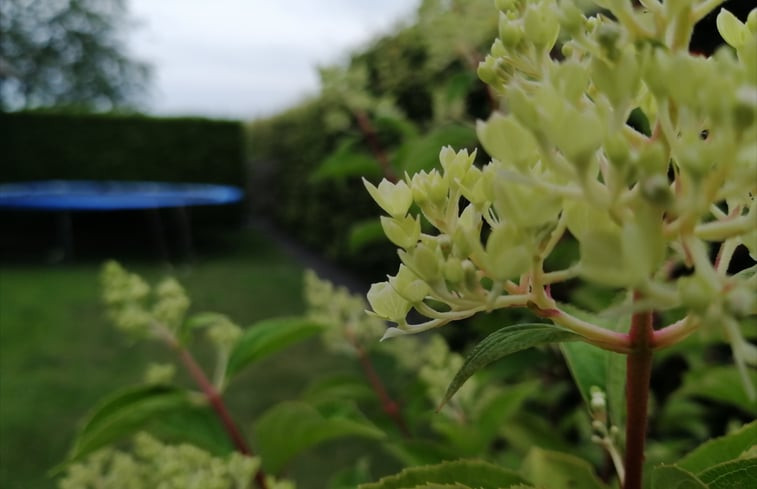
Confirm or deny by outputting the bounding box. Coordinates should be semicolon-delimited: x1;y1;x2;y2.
1;112;245;186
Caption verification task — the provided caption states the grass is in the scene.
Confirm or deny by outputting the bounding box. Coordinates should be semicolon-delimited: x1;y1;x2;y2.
0;228;397;488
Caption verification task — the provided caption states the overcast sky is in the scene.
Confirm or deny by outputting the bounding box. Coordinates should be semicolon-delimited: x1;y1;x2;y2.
127;0;419;120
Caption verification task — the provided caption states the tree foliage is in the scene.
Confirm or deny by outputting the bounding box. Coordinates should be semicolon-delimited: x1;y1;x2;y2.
0;0;150;112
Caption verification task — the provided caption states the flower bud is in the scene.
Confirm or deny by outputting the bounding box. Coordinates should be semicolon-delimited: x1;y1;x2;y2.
551;107;605;165
507;85;541;132
558;0;585;35
678;273;718;313
367;282;411;321
635;140;668;175
499;13;523;47
363;178;413;217
443;257;465;285
717;8;749;48
440;146;475;184
476;113;538;171
401;243;442;282
380;215;421;249
641;174;674;208
725;285;756;318
523;1;560;50
484;225;532;281
389;265;430;303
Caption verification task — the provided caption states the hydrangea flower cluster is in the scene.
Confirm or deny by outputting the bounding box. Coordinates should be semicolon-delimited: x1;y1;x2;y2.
364;0;756;388
59;432;261;489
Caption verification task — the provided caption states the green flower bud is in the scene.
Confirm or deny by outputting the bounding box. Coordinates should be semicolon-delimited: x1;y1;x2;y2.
491;38;508;58
389;265;430;303
507;85;542;132
591;45;640;105
596;22;621;59
476;112;539;171
578;229;630;287
678;273;718;313
621;204;665;284
380;215;421;249
144;363;176;384
462;259;480;290
635;140;668;175
492;179;561;228
551;107;605;164
207;320;242;351
484;224;532;281
401;243;442;282
478;55;499;86
367;282;411;321
641;174;674;208
604;132;631;167
452;205;483;258
558;0;585;36
725;285;756;318
523;1;560;50
443;257;465;284
717;8;749;48
552;60;590;104
643;48;671;98
564;199;619;242
748;9;757;33
440;146;475;184
499;13;523;47
363;178;413;217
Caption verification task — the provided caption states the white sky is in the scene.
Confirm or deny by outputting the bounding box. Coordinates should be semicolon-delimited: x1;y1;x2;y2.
127;0;419;120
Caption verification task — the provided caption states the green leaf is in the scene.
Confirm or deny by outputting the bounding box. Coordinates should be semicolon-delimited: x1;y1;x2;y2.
348;218;386;253
651;465;708;489
63;385;192;465
678;421;757;473
559;304;627;428
441;323;581;407
301;373;376;406
226;317;325;379
522;447;609;489
357;459;529;489
150;405;234;456
676;366;757;416
698;458;757;488
311;138;382;182
254;401;385;474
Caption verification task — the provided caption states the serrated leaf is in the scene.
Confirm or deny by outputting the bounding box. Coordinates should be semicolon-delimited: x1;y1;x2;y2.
226;317;325;379
254;401;385;473
62;385;192;465
678;421;757;473
311;138;382;182
441;323;580;407
522;447;609;489
651;465;708;489
676;366;757;415
348;219;386;253
698;458;757;488
357;459;529;489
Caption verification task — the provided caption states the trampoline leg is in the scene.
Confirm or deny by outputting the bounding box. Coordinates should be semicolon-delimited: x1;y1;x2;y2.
147;208;170;262
175;206;194;262
52;211;74;262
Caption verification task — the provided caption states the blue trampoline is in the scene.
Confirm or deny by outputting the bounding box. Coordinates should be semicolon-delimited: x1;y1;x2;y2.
0;180;244;261
0;180;243;210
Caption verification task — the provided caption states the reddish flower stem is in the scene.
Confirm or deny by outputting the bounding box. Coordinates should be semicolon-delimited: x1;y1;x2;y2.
172;344;269;489
355;344;412;437
354;110;398;183
623;302;655;489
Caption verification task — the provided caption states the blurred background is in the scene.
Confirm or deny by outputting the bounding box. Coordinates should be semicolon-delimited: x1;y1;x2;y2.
1;1;753;488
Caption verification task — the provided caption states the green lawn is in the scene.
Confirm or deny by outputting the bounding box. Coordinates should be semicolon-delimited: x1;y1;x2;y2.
0;229;396;488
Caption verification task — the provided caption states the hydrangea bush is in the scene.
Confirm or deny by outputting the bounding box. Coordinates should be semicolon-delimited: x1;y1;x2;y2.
363;0;756;488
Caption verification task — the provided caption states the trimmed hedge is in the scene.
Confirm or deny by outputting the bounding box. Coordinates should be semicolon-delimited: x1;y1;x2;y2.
1;112;245;186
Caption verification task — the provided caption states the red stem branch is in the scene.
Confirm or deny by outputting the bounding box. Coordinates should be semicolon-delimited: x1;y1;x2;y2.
623;300;655;489
355;344;411;437
173;345;269;489
354;110;398;183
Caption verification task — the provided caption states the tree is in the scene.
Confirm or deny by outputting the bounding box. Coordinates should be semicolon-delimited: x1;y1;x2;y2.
0;0;150;112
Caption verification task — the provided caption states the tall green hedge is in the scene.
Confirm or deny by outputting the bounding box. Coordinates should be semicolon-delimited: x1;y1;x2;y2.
1;112;245;186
